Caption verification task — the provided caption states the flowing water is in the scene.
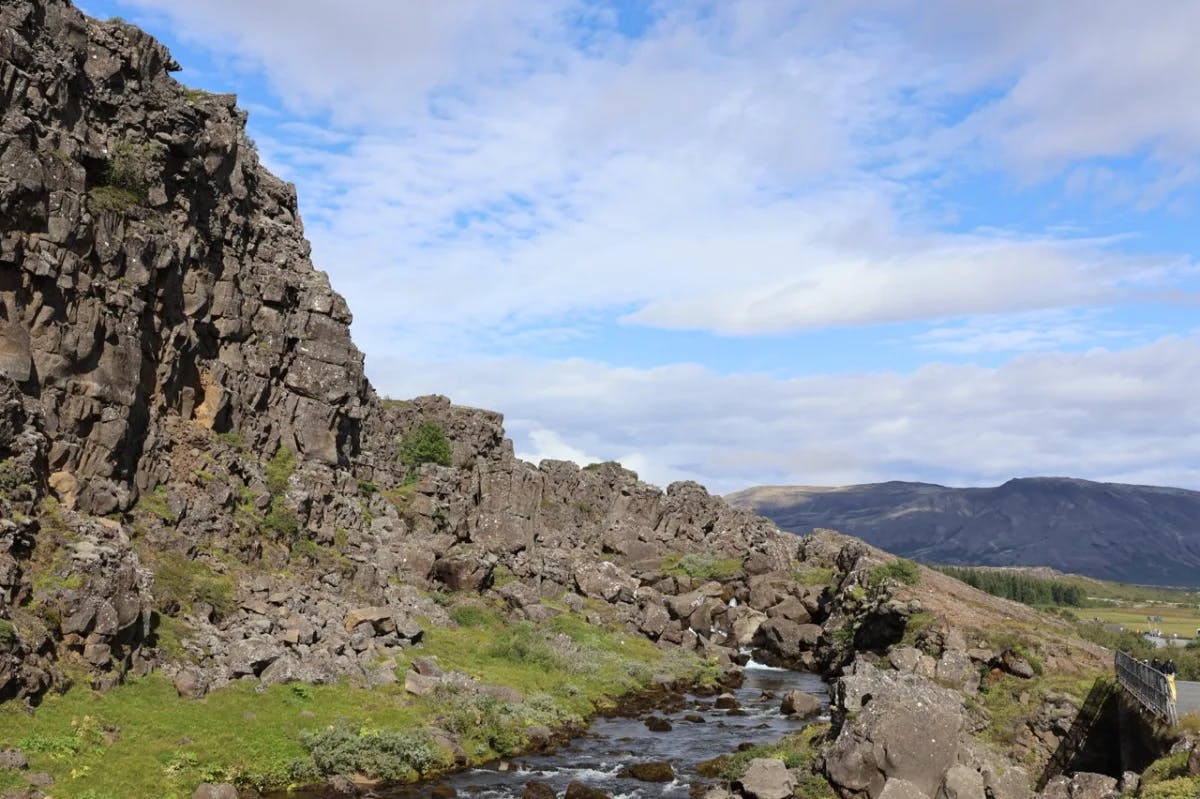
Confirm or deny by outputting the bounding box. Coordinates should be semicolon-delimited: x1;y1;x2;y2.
368;661;827;799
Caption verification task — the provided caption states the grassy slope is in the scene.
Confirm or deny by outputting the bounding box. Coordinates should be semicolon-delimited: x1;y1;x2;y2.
0;607;709;798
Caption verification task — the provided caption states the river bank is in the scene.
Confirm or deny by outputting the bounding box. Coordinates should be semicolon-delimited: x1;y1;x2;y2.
276;660;829;799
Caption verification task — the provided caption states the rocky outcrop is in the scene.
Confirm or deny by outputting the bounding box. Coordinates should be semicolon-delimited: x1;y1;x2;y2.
825;661;967;799
0;0;372;518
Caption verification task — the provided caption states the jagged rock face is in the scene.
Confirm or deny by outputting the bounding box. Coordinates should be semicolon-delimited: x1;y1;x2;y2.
0;0;371;515
0;375;154;701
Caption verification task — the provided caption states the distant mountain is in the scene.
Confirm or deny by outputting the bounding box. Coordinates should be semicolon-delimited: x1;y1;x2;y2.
727;478;1200;587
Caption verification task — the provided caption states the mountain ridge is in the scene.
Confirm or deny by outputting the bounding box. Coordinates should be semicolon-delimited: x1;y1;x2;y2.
727;477;1200;587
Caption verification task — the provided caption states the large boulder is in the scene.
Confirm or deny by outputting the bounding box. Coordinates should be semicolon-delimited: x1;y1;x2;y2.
781;689;823;718
733;758;795;799
825;662;966;799
939;764;985;799
758;618;822;660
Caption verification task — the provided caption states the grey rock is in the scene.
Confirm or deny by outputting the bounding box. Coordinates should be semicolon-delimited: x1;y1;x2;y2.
879;779;928;799
826;662;965;799
780;690;822;717
938;764;984;799
0;750;27;770
733;758;795;799
405;671;441;696
193;785;239;799
173;668;209;700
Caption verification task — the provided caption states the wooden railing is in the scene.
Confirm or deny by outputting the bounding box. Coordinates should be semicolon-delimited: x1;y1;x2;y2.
1114;650;1177;726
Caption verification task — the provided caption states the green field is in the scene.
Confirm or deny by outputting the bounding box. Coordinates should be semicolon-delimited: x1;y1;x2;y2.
1082;606;1200;639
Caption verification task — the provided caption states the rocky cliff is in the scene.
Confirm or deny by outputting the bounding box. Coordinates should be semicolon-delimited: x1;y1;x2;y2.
728;479;1200;586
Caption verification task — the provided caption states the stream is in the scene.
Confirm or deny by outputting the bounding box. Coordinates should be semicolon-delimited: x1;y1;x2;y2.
369;661;828;799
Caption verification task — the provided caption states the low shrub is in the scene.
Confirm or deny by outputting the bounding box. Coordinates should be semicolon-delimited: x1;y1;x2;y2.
399;421;452;477
487;622;564;670
300;725;441;780
1142;777;1198;799
150;552;235;618
449;604;495;628
1143;751;1190;786
135;486;177;524
868;559;920;588
662;553;743;581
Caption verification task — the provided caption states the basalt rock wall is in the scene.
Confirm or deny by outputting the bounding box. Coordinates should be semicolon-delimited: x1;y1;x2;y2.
0;0;372;517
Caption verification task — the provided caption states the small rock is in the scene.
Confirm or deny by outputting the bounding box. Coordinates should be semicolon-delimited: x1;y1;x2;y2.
412;656;443;677
619;761;674;782
0;749;27;770
714;693;740;710
780;690;822;718
643;715;672;732
522;782;557;799
564;782;609;799
405;671;441;696
174;668;209;700
940;764;985;799
343;606;391;633
998;649;1035;679
430;785;457;799
25;773;53;789
878;778;927;799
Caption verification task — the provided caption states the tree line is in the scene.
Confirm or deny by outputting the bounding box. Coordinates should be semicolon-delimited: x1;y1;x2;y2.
935;565;1085;607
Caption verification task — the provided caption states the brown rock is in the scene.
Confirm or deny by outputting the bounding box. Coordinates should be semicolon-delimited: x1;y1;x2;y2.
173;668;209;700
522;781;557;799
619;761;674;782
564;782;609;799
404;671;441;696
643;716;672;732
343;607;391;633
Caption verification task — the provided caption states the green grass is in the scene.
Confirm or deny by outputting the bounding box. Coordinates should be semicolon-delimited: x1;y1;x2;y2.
661;553;744;581
87;185;142;212
1062;576;1200;607
142;551;235;620
0;610;706;797
1082;606;1200;639
1143;751;1189;785
867;559;920;589
705;725;834;799
134;486;177;524
791;567;835;586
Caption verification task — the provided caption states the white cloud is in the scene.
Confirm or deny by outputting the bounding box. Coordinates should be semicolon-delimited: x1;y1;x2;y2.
372;336;1200;493
108;0;1200;494
517;428;599;468
910;310;1141;355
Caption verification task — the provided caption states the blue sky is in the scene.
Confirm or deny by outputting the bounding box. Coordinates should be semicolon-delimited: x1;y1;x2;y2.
81;1;1200;492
